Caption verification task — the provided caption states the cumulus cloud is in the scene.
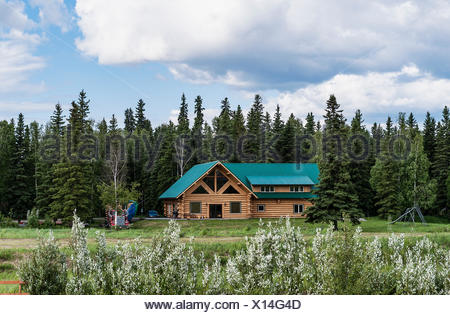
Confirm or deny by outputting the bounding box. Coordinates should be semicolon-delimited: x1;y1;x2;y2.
30;0;72;32
75;0;450;87
0;100;53;112
0;1;46;94
267;64;450;122
169;64;252;87
0;0;35;30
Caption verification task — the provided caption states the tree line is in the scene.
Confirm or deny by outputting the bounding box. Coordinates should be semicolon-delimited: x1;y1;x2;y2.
0;90;448;222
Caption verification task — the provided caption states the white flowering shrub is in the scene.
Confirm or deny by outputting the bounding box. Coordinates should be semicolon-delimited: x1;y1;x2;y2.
221;219;449;295
18;231;67;294
20;215;450;295
66;218;201;294
66;213;96;294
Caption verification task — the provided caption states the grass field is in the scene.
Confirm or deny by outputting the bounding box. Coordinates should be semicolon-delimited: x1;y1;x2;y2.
1;216;449;293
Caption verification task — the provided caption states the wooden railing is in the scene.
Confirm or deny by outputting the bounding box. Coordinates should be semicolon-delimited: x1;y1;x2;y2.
0;281;28;295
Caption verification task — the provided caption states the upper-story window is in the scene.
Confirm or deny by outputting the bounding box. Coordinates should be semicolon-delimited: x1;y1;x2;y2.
260;185;275;192
290;185;304;192
202;169;229;192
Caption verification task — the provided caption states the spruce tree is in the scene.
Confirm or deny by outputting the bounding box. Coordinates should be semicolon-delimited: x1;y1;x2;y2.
423;112;436;176
124;108;136;134
0;120;16;215
278;114;296;162
434;106;450;213
348;110;375;216
407;112;419;138
49;99;93;220
214;97;233;159
177;93;190;135
77;90;91;132
370;116;402;219
272;104;284;162
12;114;34;218
305;95;361;230
262;112;273;162
192;96;204;163
231;105;246;162
273;104;284;134
109;114;119;134
135;99;147;132
192;96;204;135
216;97;232;134
245;94;264;160
50;103;65;137
305;112;315;135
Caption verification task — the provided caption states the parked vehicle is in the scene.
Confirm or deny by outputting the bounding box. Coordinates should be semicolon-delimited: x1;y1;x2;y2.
148;210;159;218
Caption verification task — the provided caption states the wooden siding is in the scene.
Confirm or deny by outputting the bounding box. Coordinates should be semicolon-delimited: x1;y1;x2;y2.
162;164;314;219
252;185;312;192
250;198;312;218
167;164;252;218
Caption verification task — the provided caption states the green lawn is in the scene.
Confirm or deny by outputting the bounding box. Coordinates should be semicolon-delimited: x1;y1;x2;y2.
0;216;449;239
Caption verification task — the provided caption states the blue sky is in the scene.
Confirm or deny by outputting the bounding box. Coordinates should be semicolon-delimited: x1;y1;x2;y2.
1;0;450;127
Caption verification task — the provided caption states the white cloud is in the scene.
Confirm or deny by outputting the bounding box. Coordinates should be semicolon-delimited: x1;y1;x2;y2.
0;0;36;30
0;100;53;112
267;64;450;122
30;0;72;32
0;1;46;94
75;0;450;87
169;63;252;87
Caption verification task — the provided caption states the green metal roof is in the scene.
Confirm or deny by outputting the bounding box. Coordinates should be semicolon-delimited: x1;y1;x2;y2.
223;163;319;191
254;192;317;199
247;175;315;186
159;162;319;199
158;161;218;199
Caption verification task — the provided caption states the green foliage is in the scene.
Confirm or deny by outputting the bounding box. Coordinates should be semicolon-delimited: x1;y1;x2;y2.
348;110;375;217
306;95;362;229
18;231;67;295
277;113;297;162
0;120;16;216
177;93;190;135
97;182;140;209
20;217;450;295
124;108;136;134
245;94;264;160
0;89;447;227
0;214;18;228
27;208;40;228
50;103;65;137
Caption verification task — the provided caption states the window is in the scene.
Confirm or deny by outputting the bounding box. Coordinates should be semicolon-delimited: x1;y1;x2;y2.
290;186;304;192
167;204;172;215
230;202;241;213
293;204;304;214
260;186;275;192
192;185;209;194
216;170;228;191
202;169;229;192
203;172;215;191
223;185;239;194
190;202;202;214
257;204;265;212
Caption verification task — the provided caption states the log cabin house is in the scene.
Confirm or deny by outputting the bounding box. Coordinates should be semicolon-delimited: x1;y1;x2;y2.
159;161;319;219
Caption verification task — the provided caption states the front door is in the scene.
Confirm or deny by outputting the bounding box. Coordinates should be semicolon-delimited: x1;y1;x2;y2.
209;204;222;218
